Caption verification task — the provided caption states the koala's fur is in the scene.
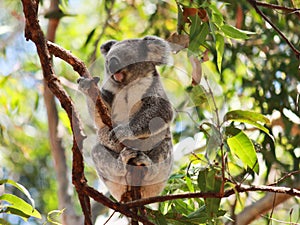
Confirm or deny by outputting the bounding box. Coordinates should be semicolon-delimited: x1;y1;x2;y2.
78;36;173;201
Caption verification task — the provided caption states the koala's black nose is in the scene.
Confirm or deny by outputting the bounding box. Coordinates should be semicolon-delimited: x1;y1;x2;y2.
109;57;121;74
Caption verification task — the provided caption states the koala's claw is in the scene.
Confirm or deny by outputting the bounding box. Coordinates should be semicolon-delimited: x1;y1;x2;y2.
120;149;138;164
109;130;118;143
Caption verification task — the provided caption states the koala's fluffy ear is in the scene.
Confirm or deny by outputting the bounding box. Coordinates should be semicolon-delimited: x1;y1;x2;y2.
100;40;117;56
143;36;172;65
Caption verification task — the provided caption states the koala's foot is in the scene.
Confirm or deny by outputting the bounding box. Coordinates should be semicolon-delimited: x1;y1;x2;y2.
131;152;152;166
119;148;138;164
120;150;153;167
77;77;100;93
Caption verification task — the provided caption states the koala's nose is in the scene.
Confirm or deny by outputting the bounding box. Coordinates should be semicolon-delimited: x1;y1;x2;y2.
109;57;121;74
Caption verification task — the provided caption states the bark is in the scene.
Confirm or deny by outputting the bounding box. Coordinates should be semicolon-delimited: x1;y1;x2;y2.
44;0;82;224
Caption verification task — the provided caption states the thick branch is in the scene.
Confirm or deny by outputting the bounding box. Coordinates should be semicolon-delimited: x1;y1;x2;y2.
21;1;91;224
45;0;82;224
47;41;112;128
83;185;154;225
247;0;300;59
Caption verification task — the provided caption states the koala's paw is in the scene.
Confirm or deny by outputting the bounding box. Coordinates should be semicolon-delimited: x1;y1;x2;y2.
133;153;152;166
109;125;132;143
77;77;100;93
120;149;137;164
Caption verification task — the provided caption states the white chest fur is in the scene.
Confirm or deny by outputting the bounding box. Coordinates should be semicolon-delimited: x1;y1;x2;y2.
111;76;154;124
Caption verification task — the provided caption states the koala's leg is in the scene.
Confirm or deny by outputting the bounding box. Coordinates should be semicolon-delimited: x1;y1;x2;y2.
91;143;128;179
92;144;148;179
142;137;173;184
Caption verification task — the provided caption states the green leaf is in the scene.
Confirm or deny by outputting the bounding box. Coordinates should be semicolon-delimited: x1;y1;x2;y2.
46;209;65;225
212;12;223;27
152;210;168;225
0;179;35;209
173;199;193;215
84;28;96;47
185;176;195;192
186;85;207;106
197;168;222;219
226;128;259;174
221;24;254;40
189;16;209;53
215;34;224;72
0;194;41;219
223;110;272;138
203;123;222;162
4;207;32;222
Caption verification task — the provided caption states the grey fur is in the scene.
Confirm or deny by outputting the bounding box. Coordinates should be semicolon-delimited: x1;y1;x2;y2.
78;36;173;201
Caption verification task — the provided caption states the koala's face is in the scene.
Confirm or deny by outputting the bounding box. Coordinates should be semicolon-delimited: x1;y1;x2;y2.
107;62;156;85
100;36;172;82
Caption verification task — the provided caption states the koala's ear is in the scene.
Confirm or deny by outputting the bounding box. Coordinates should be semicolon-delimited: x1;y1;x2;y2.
100;40;117;56
143;36;172;65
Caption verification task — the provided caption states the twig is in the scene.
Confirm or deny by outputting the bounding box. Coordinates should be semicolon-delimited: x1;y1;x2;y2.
268;170;300;186
247;0;300;59
89;0;116;62
255;1;300;14
268;192;276;225
204;76;220;128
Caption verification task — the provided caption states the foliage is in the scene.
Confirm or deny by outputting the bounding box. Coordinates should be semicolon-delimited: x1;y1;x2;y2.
0;0;299;224
0;179;41;224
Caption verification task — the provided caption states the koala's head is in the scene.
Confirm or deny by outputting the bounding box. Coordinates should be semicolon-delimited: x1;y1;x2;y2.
100;36;172;84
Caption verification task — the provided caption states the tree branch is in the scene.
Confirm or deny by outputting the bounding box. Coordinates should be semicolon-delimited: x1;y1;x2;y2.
45;0;82;224
247;0;300;59
255;1;300;14
124;183;300;208
21;1;91;224
47;41;112;128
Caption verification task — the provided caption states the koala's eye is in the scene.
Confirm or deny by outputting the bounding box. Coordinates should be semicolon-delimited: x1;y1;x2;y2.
108;57;121;74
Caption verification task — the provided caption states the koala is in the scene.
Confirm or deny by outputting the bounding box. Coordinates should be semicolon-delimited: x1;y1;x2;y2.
78;36;173;202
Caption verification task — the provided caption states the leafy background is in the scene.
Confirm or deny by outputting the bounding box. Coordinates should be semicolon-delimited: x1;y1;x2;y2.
0;0;299;224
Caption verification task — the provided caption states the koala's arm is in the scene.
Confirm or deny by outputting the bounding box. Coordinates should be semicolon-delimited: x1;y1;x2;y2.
77;77;106;130
111;96;173;141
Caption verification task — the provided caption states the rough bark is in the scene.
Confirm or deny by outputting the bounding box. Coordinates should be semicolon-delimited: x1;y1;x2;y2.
44;0;82;224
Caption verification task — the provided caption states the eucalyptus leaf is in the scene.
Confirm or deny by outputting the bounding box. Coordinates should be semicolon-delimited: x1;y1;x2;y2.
0;179;35;209
0;194;41;219
223;110;272;139
215;34;224;72
204;123;222;162
186;85;207;106
221;24;254;39
226;127;259;174
46;209;65;225
197;168;222;220
189;16;209;53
